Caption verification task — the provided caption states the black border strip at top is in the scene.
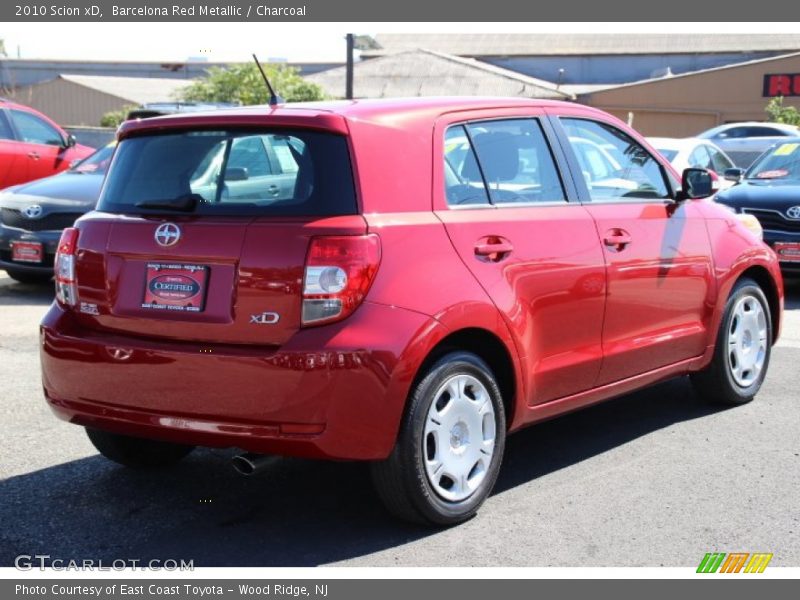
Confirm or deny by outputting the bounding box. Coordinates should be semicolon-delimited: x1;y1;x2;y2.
4;0;800;21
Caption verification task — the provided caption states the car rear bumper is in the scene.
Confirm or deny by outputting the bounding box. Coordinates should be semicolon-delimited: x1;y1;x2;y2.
40;301;444;460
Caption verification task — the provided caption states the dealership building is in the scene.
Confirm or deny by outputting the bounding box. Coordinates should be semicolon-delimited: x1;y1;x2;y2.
312;34;800;137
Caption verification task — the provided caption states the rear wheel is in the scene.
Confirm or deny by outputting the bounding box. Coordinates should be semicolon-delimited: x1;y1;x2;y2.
5;269;52;284
691;277;772;405
371;351;506;526
86;428;195;468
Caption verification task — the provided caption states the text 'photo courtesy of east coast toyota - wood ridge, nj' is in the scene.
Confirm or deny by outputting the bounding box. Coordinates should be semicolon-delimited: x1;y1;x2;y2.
0;2;799;593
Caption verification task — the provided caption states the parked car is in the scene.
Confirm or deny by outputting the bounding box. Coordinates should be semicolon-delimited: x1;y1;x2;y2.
0;99;94;189
0;143;114;283
648;137;737;191
697;122;800;169
715;138;800;276
40;98;783;525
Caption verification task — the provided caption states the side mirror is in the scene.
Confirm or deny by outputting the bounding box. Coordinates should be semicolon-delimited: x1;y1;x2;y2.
724;167;745;182
63;134;77;148
224;167;249;182
677;168;713;201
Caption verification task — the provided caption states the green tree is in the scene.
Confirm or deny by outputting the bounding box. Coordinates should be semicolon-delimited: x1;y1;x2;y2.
100;105;137;128
765;96;800;126
177;63;326;105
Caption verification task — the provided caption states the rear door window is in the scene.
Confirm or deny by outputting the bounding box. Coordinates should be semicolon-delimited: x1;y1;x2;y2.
444;118;566;207
98;130;357;217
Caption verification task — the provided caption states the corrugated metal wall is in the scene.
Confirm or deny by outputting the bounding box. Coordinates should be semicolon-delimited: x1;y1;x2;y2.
10;79;131;126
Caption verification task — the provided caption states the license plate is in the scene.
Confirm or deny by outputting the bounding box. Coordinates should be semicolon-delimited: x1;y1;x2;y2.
11;241;43;263
774;242;800;262
142;263;209;313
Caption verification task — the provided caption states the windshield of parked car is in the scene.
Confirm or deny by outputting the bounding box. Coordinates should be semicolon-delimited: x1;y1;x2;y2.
71;144;115;174
97;129;357;216
745;141;800;181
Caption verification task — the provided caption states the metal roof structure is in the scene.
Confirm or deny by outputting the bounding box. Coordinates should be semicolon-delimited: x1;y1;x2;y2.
306;49;574;100
365;33;800;57
53;74;194;104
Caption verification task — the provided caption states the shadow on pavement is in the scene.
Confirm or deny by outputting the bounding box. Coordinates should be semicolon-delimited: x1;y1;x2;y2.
784;276;800;311
0;376;722;567
0;276;53;307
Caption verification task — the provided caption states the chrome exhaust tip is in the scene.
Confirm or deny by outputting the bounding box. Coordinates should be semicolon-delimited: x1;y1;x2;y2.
231;453;276;476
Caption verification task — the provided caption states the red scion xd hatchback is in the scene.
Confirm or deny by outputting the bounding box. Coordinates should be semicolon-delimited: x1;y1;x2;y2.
40;98;783;525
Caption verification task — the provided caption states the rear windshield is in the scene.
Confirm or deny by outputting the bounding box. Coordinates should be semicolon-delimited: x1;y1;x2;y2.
97;129;357;216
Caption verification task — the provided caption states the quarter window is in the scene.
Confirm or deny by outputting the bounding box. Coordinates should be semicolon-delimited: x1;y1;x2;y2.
561;118;670;202
443;125;491;206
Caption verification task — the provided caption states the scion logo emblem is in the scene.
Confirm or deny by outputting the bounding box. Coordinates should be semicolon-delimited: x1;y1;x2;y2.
786;206;800;219
23;205;43;219
154;222;181;247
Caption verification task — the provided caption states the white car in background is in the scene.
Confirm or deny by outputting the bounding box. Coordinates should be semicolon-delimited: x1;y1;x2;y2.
696;122;800;169
648;137;738;191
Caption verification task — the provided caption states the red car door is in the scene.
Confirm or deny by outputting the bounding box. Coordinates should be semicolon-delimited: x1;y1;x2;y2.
434;110;607;405
552;111;716;386
7;108;71;181
0;110;27;188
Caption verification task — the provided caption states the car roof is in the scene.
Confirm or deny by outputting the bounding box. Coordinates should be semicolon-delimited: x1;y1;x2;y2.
117;96;589;139
700;121;800;137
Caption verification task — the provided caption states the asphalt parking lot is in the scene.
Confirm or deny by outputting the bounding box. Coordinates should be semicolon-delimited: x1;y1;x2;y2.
0;272;798;568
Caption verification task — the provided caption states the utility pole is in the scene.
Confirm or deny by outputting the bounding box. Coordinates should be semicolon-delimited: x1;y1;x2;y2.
346;33;354;100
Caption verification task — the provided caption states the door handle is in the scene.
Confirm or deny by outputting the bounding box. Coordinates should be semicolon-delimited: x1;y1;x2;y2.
267;185;280;196
603;229;632;251
27;151;40;160
474;239;513;262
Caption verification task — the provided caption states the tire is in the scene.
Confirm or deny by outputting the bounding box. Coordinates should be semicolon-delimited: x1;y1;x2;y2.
690;277;772;405
5;269;52;284
371;351;506;526
86;428;195;468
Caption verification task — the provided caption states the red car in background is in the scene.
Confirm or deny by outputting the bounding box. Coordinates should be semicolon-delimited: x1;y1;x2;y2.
0;99;94;189
39;98;783;525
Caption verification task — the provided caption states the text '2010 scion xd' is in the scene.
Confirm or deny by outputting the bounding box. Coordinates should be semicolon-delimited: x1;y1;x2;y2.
40;98;783;525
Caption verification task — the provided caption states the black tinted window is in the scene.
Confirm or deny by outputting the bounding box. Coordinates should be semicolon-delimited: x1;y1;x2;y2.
98;130;357;217
464;119;565;205
745;126;789;137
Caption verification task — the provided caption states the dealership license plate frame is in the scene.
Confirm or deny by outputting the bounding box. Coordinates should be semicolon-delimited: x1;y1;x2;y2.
141;263;209;313
774;241;800;263
10;240;43;263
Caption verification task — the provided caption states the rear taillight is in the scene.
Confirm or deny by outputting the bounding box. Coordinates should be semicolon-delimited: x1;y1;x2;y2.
302;234;381;326
54;227;79;307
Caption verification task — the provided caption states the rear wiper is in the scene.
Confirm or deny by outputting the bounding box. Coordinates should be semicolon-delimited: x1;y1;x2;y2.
135;194;202;212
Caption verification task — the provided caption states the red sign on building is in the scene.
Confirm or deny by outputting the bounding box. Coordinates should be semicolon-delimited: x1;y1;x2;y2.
763;73;800;97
